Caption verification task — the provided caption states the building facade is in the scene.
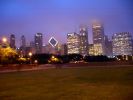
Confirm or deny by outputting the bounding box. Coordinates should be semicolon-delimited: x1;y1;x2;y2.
79;26;88;56
88;44;94;55
19;35;26;56
61;44;68;55
112;32;133;55
92;22;105;55
10;34;16;49
35;33;43;54
67;32;80;54
30;41;36;54
20;35;26;48
105;35;113;56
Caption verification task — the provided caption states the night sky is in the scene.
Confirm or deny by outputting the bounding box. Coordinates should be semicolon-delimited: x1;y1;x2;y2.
0;0;133;47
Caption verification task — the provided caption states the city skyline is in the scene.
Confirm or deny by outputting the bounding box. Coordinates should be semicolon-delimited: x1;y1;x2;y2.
0;0;133;46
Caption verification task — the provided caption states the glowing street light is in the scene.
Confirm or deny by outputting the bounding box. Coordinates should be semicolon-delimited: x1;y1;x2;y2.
28;52;32;57
2;37;7;43
28;52;32;64
51;55;55;59
2;37;8;48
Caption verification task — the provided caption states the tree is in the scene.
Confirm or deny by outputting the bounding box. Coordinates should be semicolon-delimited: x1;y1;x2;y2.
0;47;18;64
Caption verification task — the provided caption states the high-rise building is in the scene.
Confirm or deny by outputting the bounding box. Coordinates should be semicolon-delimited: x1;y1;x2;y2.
61;44;68;55
42;44;57;54
35;33;43;54
19;35;26;56
42;44;50;54
42;43;67;55
67;32;80;54
92;22;105;55
56;43;68;55
30;41;36;54
30;41;35;48
88;44;94;56
79;26;88;56
20;35;26;48
93;43;104;55
10;34;16;49
88;43;108;56
112;32;133;55
105;35;113;56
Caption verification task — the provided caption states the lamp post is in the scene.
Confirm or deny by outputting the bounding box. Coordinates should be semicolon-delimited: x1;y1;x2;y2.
2;37;8;48
28;52;32;64
2;37;7;43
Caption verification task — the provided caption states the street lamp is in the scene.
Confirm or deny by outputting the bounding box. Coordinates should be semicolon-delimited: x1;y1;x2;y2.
28;52;32;57
2;37;8;48
28;52;32;64
2;37;7;43
51;55;55;59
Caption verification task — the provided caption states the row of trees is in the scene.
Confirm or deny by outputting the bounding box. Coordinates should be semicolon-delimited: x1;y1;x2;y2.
0;47;132;65
31;54;133;64
31;54;83;64
31;54;114;64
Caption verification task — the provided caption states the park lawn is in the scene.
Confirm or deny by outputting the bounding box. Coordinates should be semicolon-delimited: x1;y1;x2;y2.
0;66;133;100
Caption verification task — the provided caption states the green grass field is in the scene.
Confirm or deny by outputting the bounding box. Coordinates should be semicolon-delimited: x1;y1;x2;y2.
0;66;133;100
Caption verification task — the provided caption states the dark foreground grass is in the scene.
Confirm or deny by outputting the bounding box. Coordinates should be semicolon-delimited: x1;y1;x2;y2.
0;66;133;100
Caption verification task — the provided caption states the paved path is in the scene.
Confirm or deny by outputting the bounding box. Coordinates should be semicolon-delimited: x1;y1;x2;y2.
0;63;133;73
0;64;56;73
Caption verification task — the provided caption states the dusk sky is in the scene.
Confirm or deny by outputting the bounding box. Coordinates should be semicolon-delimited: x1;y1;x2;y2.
0;0;133;46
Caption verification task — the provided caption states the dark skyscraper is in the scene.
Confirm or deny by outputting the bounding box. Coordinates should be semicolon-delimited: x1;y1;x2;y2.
79;26;88;56
92;22;105;55
35;33;43;54
30;41;36;54
19;35;26;56
20;35;26;48
105;35;113;56
10;34;16;49
62;44;68;55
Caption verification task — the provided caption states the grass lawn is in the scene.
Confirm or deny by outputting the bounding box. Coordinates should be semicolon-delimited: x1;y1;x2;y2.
0;66;133;100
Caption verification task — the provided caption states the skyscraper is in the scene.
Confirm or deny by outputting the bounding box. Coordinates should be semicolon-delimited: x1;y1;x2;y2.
67;32;80;54
92;22;105;55
79;26;88;56
20;35;26;48
112;32;133;55
88;44;94;55
10;34;16;49
105;35;113;56
30;41;36;54
19;35;26;56
35;33;43;54
61;44;68;55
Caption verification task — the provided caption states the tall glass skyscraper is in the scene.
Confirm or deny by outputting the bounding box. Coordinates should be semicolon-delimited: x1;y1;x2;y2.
79;26;88;56
92;22;105;55
35;33;43;54
67;32;80;54
112;32;133;55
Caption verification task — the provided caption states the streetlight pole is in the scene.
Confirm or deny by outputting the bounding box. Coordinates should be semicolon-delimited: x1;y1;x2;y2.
2;37;8;48
28;52;32;64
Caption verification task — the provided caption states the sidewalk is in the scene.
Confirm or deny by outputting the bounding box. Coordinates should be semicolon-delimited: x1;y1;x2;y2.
0;64;56;73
